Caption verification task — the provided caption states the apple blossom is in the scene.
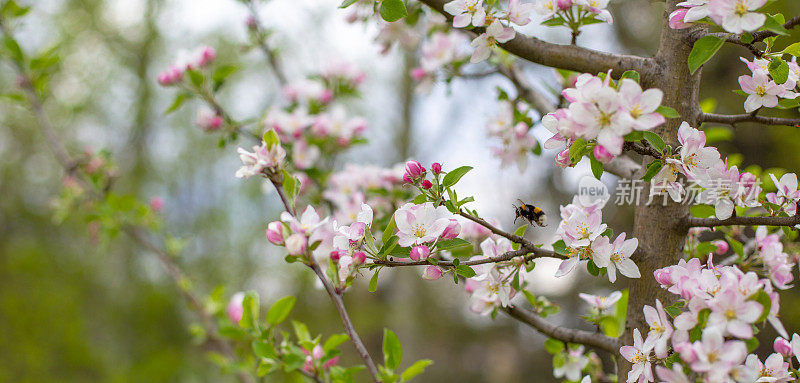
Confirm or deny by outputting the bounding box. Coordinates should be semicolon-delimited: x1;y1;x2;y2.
422;265;444;280
266;221;286;245
553;346;589;381
676;122;721;180
654;365;690;383
774;337;793;357
470;20;515;63
707;288;762;338
149;196;164;212
642;299;672;358
578;290;622;313
443;0;486;28
618;79;665;131
739;72;784;113
574;0;613;23
592;232;641;282
708;0;767;34
286;233;308;256
711;239;729;255
620;328;654;383
766;173;800;216
506;0;535;25
744;353;792;383
688;328;747;378
394;202;453;247
234;139;287;179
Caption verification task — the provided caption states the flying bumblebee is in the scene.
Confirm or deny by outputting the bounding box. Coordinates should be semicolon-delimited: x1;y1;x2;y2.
513;199;547;227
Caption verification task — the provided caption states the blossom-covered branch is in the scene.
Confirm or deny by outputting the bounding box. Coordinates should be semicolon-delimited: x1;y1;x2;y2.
699;112;800;127
417;0;655;77
685;214;800;228
503;305;620;353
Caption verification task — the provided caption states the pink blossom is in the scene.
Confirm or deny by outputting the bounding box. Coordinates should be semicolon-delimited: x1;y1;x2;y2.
620;329;654;383
739;72;783;113
654;365;690;383
410;245;431;261
157;66;183;86
266;221;286;245
440;219;461;239
689;329;747;377
234;139;287;179
470;20;515;63
394;202;452;247
444;0;486;27
226;292;245;324
506;0;534;26
593;145;613;163
643;299;673;358
592;232;640;282
669;8;692;29
421;180;433;189
708;0;767;33
195;109;223;132
578;290;622;313
617;78;665;131
774;337;793;357
711;240;729;255
422;265;444;280
767;173;800;216
286;234;308;255
292;140;321;170
744;353;792;383
431;162;442;175
554;346;589;381
149;196;164;212
404;160;426;180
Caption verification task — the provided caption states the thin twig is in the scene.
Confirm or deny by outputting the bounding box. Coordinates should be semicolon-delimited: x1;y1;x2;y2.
699;112;800;128
245;0;287;86
372;245;562;268
685;214;800;228
503;305;620;353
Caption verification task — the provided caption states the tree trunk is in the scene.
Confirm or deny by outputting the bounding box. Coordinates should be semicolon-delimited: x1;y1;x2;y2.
618;0;701;377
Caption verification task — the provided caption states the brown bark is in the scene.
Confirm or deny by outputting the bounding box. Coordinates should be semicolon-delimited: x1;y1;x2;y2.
617;1;700;376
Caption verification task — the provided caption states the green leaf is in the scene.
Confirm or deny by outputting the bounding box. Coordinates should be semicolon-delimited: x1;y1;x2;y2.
512;225;527;250
282;170;300;209
324;333;350;352
454;265;477;278
252;341;277;359
642;160;663;182
369;269;380;292
620;70;640;83
688;35;726;75
187;69;204;88
240;291;260;329
642;131;665;153
544;338;564;354
436;238;472;251
400;359;433;381
1;1;31;19
590;156;603;180
664;301;684;318
551;240;568;256
266;295;296;325
339;0;360;7
165;92;190;115
568;138;591;164
292;320;311;343
740;32;754;44
379;0;407;22
599;316;619;337
541;17;566;27
2;35;24;62
257;358;278;376
769;58;790;85
763;14;790;36
442;166;473;188
656;105;681;119
212;65;238;91
263;129;280;148
785;42;800;57
690;204;716;218
382;329;403;370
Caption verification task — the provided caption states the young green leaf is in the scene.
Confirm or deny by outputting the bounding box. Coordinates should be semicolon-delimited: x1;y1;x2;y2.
642;131;666;153
769;58;790;85
656;105;681;118
688;35;726;74
266;295;296;325
763;14;790;36
442;166;473;187
642;160;663;182
369;269;380;292
590;156;603;180
400;359;433;381
544;338;565;354
240;291;260;329
455;265;477;278
383;328;403;370
379;0;407;22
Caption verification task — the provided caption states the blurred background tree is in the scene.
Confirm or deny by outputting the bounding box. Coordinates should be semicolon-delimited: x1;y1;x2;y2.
1;0;798;382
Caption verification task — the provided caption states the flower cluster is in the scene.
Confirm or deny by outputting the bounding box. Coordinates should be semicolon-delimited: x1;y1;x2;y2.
766;172;800;216
533;0;613;26
543;73;666;163
443;0;533;62
234;137;287;179
620;259;796;383
750;226;796;289
669;0;768;33
157;46;217;86
554;196;641;282
486;99;539;171
410;31;469;92
738;57;798;113
464;236;521;314
322;163;408;225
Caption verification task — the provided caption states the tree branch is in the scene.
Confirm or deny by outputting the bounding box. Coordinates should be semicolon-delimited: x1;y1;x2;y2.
699;112;800;127
503;305;620;353
698;15;800;57
244;0;287;86
685;214;800;228
623;141;663;159
417;0;655;78
603;155;642;179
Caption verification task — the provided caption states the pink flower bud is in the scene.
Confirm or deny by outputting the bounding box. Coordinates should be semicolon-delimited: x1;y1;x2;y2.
196;109;224;132
669;8;691;29
402;172;413;183
440;219;461;240
404;160;426;179
775;337;793;357
266;221;285;245
197;46;217;68
245;15;258;30
410;67;427;81
353;251;367;265
674;341;696;363
323;356;340;369
431;162;442;175
555;148;571;167
711;240;729;255
285;234;308;256
226;292;245;324
410;245;430;261
422;265;444;280
319;89;334;104
157;66;183;86
421;180;433;189
312;344;324;360
653;267;673;286
149;196;164;212
556;0;572;10
593;145;614;163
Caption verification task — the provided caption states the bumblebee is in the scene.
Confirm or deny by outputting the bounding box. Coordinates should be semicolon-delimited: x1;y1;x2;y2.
514;199;547;227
